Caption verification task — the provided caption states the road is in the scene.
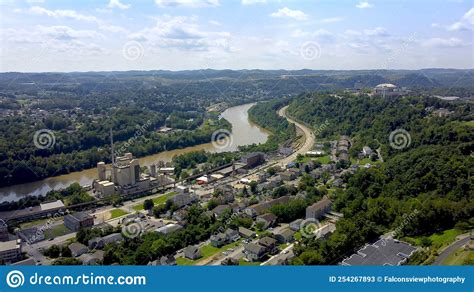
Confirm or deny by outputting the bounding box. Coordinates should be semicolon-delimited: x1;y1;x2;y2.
261;243;294;266
432;233;471;265
277;106;315;166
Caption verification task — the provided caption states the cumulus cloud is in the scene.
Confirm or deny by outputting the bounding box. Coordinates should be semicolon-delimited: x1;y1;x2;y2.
128;15;230;51
356;1;373;9
270;7;308;21
108;0;131;10
155;0;220;8
447;7;474;31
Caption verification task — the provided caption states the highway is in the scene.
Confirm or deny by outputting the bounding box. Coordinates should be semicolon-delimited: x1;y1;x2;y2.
277;105;315;166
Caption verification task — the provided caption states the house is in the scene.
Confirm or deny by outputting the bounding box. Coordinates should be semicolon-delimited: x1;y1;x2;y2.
69;242;88;257
211;205;231;218
79;253;100;265
225;229;240;242
362;146;373;157
244;243;267;262
258;237;277;253
238;227;256;239
332;178;344;188
148;255;176;266
273;228;295;244
172;209;188;222
256;213;278;230
289;219;304;232
244;196;290;217
88;233;123;250
168;193;197;208
210;233;228;248
279;171;296;181
306;196;332;219
64;212;94;231
184;245;201;260
155;223;183;235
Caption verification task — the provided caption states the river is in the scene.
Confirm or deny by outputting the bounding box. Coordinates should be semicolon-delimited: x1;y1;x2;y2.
0;103;269;202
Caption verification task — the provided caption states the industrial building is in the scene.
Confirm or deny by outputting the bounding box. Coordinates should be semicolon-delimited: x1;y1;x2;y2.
64;212;94;231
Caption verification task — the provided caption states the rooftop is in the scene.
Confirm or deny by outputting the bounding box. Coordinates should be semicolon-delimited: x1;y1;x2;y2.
342;238;417;266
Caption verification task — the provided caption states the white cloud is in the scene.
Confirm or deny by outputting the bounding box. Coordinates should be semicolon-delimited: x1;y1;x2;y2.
25;6;128;34
356;2;373;9
241;0;266;5
154;0;220;8
270;7;308;21
423;37;467;48
28;6;98;22
447;7;474;31
128;15;230;51
321;17;343;23
108;0;131;10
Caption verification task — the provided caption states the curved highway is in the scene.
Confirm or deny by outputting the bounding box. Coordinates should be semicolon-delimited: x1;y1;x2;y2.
277;105;315;166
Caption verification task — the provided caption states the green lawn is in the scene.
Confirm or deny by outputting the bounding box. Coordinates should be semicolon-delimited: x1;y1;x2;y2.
462;120;474;127
21;218;51;229
175;257;196;266
110;208;129;219
239;259;261;266
176;240;242;266
312;156;331;164
132;192;177;211
442;244;474;265
410;229;463;248
44;224;71;239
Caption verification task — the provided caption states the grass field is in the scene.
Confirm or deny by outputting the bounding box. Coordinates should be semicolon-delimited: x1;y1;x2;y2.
110;208;129;219
410;229;463;248
239;259;261;266
132;192;177;211
176;240;242;266
442;245;474;265
44;224;71;239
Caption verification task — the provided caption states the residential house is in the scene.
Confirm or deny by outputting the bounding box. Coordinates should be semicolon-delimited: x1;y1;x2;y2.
289;219;304;231
273;228;295;244
238;227;256;239
69;242;88;257
258;237;277;254
211;205;231;218
184;245;201;260
244;243;267;262
256;213;278;230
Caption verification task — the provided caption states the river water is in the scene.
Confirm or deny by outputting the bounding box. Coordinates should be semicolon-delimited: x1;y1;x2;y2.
0;103;269;202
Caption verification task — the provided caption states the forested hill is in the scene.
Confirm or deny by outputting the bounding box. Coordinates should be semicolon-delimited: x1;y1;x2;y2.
287;93;473;265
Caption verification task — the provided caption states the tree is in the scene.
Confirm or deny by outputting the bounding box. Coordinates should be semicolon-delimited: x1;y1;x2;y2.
143;199;154;211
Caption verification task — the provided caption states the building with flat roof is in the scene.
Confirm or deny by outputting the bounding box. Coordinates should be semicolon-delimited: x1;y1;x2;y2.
64;212;94;231
342;238;417;266
0;239;21;263
40;200;65;211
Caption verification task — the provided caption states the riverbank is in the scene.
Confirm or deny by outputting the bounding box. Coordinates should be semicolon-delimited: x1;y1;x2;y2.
0;103;269;202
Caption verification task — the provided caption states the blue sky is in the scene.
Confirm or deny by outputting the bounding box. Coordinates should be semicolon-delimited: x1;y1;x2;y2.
0;0;472;72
